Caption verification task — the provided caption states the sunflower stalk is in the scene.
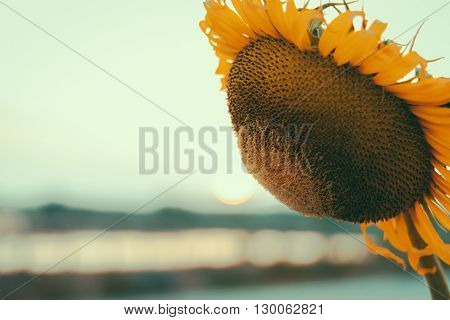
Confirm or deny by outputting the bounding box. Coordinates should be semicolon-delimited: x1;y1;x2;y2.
404;212;450;300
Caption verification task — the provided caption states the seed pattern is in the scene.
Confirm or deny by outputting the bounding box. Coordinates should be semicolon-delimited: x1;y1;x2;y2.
228;37;432;223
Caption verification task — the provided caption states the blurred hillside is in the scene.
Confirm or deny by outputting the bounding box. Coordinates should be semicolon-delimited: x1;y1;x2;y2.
1;203;360;233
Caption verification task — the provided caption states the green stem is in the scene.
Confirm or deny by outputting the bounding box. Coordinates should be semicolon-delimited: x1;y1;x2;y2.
404;212;449;300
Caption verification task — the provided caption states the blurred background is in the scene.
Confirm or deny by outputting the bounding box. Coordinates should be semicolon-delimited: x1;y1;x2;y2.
0;0;449;299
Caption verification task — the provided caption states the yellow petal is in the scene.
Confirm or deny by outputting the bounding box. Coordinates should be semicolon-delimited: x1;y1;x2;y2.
204;3;253;49
231;0;259;35
396;213;435;274
360;43;402;74
422;123;450;146
433;161;450;182
266;0;290;40
215;47;237;61
361;223;406;269
291;9;325;51
430;185;450;210
388;77;450;106
240;0;280;37
373;51;427;86
411;104;450;117
431;149;450;168
376;220;407;252
411;107;450;125
334;20;387;66
220;76;228;91
432;171;450;195
319;10;365;57
425;134;450;164
412;203;450;264
284;0;301;42
215;58;233;75
424;196;450;230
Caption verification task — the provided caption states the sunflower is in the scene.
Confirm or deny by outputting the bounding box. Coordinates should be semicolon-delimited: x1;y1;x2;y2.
200;0;450;297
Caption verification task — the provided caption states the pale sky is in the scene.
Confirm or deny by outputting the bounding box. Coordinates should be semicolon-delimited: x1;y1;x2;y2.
0;0;449;213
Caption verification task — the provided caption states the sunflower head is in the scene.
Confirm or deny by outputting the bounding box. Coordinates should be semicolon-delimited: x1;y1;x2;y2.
229;36;432;223
200;0;450;274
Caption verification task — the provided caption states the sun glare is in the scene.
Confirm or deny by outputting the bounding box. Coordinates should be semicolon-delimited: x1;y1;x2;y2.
213;173;257;206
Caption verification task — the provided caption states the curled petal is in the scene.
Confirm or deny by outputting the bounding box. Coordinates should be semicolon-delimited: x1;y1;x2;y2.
373;52;427;86
319;10;365;57
361;223;406;269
